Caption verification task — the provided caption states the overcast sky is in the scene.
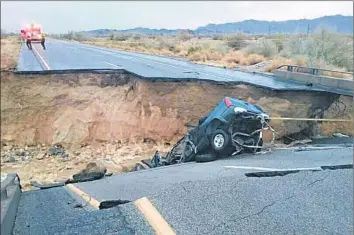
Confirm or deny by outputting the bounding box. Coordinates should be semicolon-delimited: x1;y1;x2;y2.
1;1;353;33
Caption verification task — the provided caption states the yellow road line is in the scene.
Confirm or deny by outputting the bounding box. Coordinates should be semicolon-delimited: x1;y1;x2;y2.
271;117;352;122
32;45;51;70
66;184;100;209
134;197;176;235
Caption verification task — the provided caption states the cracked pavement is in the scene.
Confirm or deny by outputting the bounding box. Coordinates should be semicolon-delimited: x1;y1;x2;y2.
13;147;353;235
150;168;353;235
72;147;352;235
74;147;352;202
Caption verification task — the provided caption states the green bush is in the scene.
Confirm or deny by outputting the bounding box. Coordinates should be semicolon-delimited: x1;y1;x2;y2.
109;33;115;40
212;35;224;40
280;27;353;71
226;33;248;50
244;39;278;58
114;34;130;41
187;46;202;55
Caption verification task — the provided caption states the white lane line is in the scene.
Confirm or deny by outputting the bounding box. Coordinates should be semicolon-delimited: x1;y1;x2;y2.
32;46;51;70
224;166;322;171
104;61;122;68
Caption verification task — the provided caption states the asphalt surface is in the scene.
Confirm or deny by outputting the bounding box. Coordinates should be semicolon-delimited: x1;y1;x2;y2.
16;39;352;95
12;147;353;234
75;147;353;202
13;187;154;235
151;168;353;235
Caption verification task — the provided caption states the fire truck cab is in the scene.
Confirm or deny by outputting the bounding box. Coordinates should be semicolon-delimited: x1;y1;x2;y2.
20;24;43;43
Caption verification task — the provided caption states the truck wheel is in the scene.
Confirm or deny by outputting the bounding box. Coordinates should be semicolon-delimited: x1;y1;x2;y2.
211;129;230;153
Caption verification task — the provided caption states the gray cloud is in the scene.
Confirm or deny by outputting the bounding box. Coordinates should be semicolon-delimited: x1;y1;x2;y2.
1;1;353;33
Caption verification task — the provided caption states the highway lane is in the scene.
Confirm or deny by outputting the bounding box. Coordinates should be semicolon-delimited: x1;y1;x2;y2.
12;146;352;234
151;168;353;235
16;44;43;71
75;147;353;202
13;187;154;235
17;39;352;95
71;146;352;234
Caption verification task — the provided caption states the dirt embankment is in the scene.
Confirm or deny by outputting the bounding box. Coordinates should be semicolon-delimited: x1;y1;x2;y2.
1;36;21;70
1;71;352;148
1;71;352;189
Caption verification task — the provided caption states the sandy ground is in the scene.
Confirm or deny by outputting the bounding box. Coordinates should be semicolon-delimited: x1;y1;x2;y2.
1;36;21;70
1;142;172;191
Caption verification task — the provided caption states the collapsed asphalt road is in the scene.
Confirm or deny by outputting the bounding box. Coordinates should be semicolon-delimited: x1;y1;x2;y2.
16;39;352;96
11;146;352;235
73;146;353;202
12;187;153;235
150;167;353;235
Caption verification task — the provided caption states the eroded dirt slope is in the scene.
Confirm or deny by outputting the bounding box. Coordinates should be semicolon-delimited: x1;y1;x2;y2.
1;71;352;188
2;71;352;148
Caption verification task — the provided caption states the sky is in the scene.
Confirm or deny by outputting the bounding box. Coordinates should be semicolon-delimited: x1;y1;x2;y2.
1;1;353;34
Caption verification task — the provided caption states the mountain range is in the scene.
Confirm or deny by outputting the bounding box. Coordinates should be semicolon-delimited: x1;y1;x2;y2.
84;15;353;35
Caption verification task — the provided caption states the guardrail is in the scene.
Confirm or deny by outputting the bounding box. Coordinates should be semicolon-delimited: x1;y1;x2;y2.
274;65;353;91
1;173;22;235
276;65;353;76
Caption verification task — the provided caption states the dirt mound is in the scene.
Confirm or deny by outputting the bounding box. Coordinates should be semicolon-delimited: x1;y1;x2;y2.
1;71;352;148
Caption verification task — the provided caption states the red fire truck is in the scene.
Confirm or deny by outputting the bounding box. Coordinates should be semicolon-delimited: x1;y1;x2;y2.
20;24;43;43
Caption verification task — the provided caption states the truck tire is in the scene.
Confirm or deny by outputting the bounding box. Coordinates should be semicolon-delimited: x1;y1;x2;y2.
211;129;230;153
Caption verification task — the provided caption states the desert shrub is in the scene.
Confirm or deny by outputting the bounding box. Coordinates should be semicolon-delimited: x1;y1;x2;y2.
264;57;296;72
214;43;231;55
156;39;176;51
280;27;353;71
177;30;193;41
205;50;223;61
226;33;248;50
244;54;265;65
61;31;93;42
223;51;245;64
187;46;202;55
114;33;130;41
223;51;265;66
273;34;286;52
244;39;278;58
132;34;141;40
188;51;204;61
212;35;224;40
109;33;115;40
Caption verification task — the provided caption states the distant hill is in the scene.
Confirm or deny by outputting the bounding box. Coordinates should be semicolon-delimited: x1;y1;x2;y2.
84;15;353;36
86;28;177;35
